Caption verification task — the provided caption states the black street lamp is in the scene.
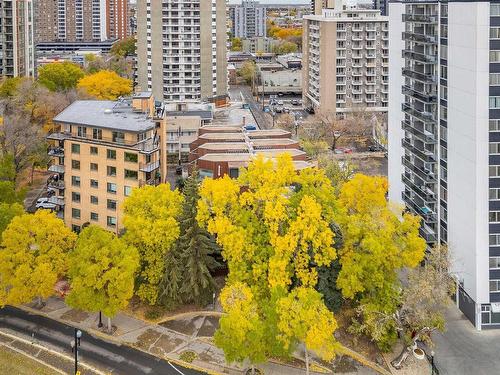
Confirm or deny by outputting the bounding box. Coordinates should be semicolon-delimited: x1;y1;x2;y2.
71;328;82;375
98;311;103;328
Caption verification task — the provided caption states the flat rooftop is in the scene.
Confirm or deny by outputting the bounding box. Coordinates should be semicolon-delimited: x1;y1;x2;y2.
198;149;306;162
165;110;213;120
54;100;155;133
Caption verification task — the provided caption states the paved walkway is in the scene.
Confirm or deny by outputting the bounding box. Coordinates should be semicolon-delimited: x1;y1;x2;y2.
20;297;382;375
432;305;500;375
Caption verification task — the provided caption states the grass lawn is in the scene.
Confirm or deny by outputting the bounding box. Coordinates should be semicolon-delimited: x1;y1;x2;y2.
0;345;57;375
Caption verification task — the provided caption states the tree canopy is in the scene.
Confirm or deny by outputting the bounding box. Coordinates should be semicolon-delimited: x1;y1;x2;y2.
38;62;85;92
0;211;76;306
77;70;132;100
110;37;136;57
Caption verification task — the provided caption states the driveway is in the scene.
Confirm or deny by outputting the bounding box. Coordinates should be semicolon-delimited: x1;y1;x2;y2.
433;305;500;375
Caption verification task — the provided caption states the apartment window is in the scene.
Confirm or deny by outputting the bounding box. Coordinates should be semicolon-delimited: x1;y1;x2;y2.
440;185;447;201
71;160;80;170
489;211;500;223
491;51;500;62
107;199;117;211
90;195;98;204
107;166;117;177
77;126;87;138
492;4;500;16
490;96;500;109
107;149;116;159
72;208;81;219
490;256;500;269
72;225;81;233
71;143;80;154
107;216;117;227
90;212;99;221
124;186;132;196
124;152;138;163
440;126;447;141
124;169;138;180
440;146;447;159
440;86;447;100
90;163;98;171
490;143;500;154
440;45;447;58
93;128;102;140
440;25;448;38
90;179;98;188
441;4;448;16
440;66;447;79
490;188;500;200
492;28;500;39
490;234;500;246
71;176;80;187
107;183;117;194
490;280;500;292
90;146;98;155
491;119;500;131
72;192;80;203
490;165;500;177
112;131;125;144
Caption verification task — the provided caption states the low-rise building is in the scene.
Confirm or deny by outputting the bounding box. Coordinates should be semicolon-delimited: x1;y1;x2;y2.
189;126;310;179
47;92;165;233
256;62;302;95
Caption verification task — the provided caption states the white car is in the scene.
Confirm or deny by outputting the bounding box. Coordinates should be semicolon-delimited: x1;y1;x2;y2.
36;197;49;204
36;202;56;210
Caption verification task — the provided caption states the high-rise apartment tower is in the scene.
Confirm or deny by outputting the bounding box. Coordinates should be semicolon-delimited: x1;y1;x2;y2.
229;0;267;39
389;0;500;329
136;0;228;104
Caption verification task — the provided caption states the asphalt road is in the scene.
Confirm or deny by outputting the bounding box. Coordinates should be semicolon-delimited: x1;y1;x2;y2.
0;306;206;375
232;85;273;129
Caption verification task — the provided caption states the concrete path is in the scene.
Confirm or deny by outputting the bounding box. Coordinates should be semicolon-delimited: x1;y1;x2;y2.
433;305;500;375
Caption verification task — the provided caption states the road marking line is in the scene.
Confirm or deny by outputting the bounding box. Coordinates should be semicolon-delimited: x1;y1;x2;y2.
0;343;66;375
168;360;187;375
0;329;107;375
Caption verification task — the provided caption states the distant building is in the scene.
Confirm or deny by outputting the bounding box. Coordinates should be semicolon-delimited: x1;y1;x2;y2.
241;37;280;54
229;0;267;38
136;0;228;104
189;126;310;179
372;0;388;16
34;0;129;44
47;92;165;233
256;56;302;95
0;0;35;77
303;5;388;114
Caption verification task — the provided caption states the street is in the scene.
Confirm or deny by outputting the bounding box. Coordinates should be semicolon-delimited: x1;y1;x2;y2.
230;85;274;129
0;306;205;375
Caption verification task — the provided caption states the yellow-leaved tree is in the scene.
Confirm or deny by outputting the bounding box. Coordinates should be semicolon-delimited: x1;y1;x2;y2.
198;154;339;367
77;70;132;100
123;184;183;305
0;211;77;307
336;174;427;350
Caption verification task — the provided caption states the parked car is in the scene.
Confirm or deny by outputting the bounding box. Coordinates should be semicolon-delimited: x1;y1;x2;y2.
369;145;384;152
291;99;301;106
283;107;290;113
335;147;353;154
277;100;284;106
176;166;183;175
244;125;257;131
263;106;270;113
277;92;284;97
36;197;49;204
306;107;315;114
36;202;56;210
275;107;283;113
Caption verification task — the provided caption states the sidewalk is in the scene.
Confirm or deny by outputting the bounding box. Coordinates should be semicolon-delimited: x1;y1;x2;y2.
21;296;381;375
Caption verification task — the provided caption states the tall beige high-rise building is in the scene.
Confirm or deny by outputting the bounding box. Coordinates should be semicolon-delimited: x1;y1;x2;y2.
34;0;128;44
0;0;35;77
302;4;388;115
136;0;228;104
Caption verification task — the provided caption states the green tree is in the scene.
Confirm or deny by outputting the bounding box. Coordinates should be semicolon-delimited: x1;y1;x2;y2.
336;174;426;350
66;226;139;332
0;155;24;239
110;37;136;57
238;60;256;85
123;184;183;305
231;37;243;51
38;62;85;92
198;154;339;364
275;41;298;55
0;77;25;98
0;211;76;307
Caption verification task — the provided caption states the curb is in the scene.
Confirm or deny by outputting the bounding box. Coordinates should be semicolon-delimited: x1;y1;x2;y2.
17;305;233;375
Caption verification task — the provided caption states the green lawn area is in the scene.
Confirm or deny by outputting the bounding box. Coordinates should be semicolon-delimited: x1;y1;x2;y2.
0;345;57;375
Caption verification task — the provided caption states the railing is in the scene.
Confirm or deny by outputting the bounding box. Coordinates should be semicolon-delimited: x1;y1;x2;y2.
139;178;160;187
402;85;437;103
48;147;64;157
402;14;437;23
402;103;436;123
139;160;160;172
402;121;437;144
402;68;436;83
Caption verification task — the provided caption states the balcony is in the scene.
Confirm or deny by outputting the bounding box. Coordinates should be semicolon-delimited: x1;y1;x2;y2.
402;68;436;84
402;14;437;23
48;180;65;190
402;103;436;123
402;155;436;183
402;173;436;202
402;49;437;64
139;160;160;172
402;85;437;103
402;31;437;44
139;178;160;187
420;223;437;243
48;164;65;174
402;191;438;223
402;121;436;144
48;147;64;157
402;139;436;163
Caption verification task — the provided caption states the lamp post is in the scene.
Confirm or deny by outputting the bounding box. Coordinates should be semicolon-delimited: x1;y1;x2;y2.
430;350;435;375
98;311;103;328
71;329;82;375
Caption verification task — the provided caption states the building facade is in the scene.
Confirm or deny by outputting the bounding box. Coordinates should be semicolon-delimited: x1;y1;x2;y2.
373;0;388;16
229;0;267;39
136;0;228;104
34;0;128;44
0;0;35;77
388;0;500;329
47;93;165;233
303;5;388;115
